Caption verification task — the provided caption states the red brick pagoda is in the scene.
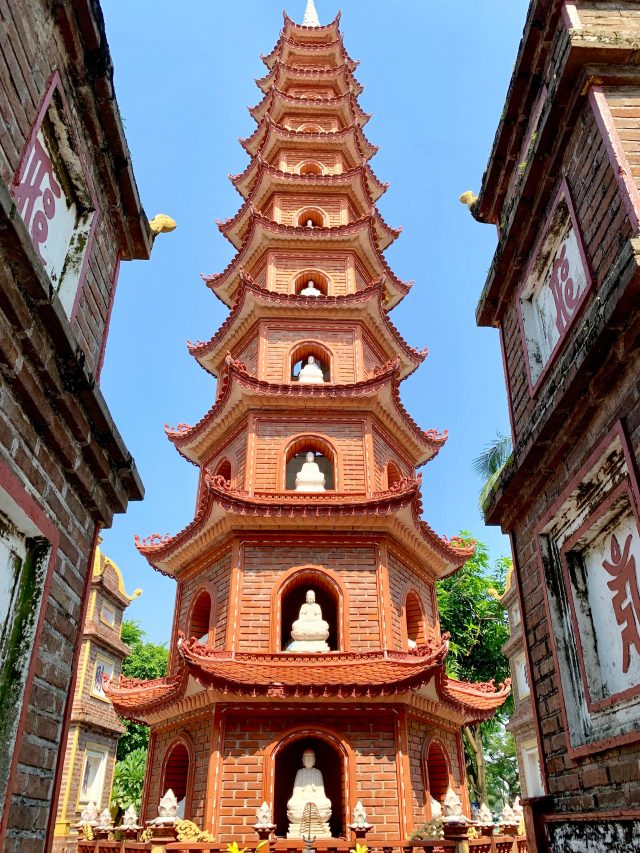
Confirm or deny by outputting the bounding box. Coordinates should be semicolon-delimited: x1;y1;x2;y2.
107;3;509;843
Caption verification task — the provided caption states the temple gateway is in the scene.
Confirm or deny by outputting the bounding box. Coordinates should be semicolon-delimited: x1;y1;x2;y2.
107;2;509;842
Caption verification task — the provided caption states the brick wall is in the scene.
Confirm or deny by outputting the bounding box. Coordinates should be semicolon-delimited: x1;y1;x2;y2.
0;0;131;377
276;193;346;227
178;550;233;652
252;417;366;493
145;715;212;827
501;98;632;447
238;543;379;652
406;718;464;828
270;251;351;295
388;553;436;649
0;1;150;847
205;428;248;490
217;710;401;842
511;354;640;814
262;323;358;384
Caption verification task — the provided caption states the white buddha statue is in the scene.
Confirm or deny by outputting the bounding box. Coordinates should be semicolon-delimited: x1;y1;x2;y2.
287;748;332;838
295;452;326;492
288;589;330;652
306;218;314;228
298;355;324;384
299;278;322;297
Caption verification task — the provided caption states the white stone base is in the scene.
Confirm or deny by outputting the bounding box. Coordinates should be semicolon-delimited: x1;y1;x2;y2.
288;639;330;653
287;822;331;839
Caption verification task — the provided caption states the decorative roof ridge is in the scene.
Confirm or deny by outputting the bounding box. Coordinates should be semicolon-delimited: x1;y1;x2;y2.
248;86;370;128
261;35;358;71
229;158;387;204
228;153;389;204
203;215;409;302
408;489;475;567
166;352;440;456
218;164;381;237
217;201;400;252
181;636;447;666
134;474;424;566
256;59;360;84
111;634;450;704
188;271;379;359
239;116;378;162
255;60;363;97
187;272;426;371
104;664;189;725
437;674;512;723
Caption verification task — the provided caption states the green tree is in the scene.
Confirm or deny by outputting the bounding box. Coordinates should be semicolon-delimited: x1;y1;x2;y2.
472;433;513;509
436;534;515;808
111;747;147;814
117;620;168;760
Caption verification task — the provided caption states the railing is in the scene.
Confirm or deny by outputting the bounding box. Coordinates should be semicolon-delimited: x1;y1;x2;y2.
77;837;527;853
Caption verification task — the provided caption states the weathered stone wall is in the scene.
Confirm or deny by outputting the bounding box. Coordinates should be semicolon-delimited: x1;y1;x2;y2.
475;1;640;845
0;1;149;849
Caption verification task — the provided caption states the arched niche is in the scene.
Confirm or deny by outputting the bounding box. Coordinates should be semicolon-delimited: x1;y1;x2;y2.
298;123;323;133
299;160;323;176
271;733;347;839
276;568;344;652
189;588;213;644
289;341;332;384
284;435;336;491
297;208;325;228
294;270;329;296
424;738;451;817
161;738;193;819
214;457;232;483
404;589;427;648
386;460;403;489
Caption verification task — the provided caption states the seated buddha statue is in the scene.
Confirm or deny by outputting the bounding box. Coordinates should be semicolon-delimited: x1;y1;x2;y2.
299;279;322;297
294;452;326;492
287;748;332;838
288;589;330;652
298;355;324;384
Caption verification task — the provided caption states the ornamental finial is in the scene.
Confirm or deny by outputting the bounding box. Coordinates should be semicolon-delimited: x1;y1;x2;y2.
303;0;320;26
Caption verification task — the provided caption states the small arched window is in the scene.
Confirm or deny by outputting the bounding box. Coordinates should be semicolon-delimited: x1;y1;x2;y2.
189;590;212;644
297;208;325;228
162;741;191;818
299;161;323;176
290;343;331;384
279;572;340;652
284;437;335;491
405;590;427;649
426;740;450;815
214;458;232;483
299;123;322;133
294;271;329;296
386;461;403;489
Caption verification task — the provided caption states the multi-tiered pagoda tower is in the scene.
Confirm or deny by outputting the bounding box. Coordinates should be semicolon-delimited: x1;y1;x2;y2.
108;3;509;843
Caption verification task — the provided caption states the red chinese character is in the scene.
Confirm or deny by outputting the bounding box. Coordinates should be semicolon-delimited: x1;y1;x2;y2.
13;136;62;264
602;533;640;673
549;243;580;337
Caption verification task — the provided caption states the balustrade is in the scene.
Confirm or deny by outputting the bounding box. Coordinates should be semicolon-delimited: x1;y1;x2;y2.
77;836;528;853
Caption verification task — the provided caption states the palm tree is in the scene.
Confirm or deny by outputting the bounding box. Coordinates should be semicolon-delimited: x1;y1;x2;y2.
473;433;513;509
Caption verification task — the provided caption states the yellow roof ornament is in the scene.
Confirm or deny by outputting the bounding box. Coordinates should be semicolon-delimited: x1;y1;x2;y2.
149;213;177;236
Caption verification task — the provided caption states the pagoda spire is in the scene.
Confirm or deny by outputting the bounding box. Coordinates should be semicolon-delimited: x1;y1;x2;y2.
302;0;320;26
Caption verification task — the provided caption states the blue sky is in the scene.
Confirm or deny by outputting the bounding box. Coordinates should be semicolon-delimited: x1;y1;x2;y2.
99;0;529;643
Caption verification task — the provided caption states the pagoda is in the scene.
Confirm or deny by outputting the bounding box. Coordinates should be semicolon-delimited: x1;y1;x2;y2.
107;2;509;843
